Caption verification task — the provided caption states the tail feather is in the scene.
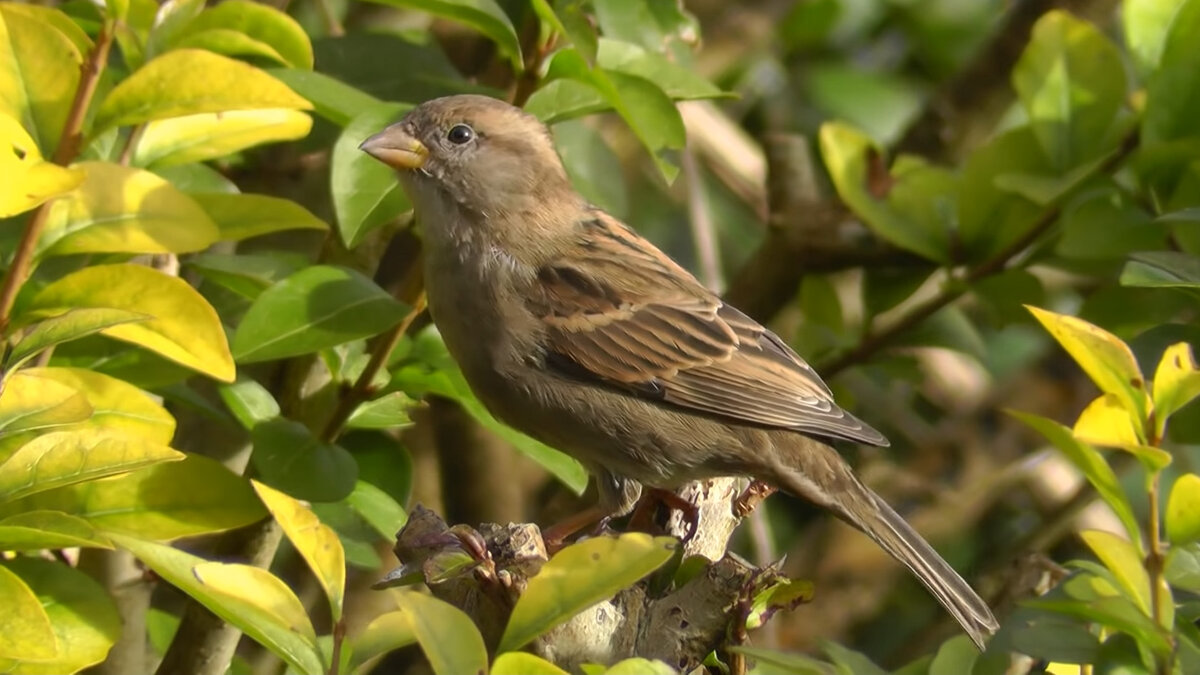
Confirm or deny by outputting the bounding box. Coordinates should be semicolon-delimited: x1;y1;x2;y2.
771;448;999;650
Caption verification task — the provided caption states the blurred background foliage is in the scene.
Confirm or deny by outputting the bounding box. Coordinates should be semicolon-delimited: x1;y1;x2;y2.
2;0;1200;673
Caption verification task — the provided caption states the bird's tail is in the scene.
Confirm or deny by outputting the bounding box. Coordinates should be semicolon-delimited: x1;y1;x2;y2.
769;441;999;650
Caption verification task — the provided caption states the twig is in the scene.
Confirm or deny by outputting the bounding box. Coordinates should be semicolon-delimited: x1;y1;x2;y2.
683;145;723;291
328;619;345;675
0;20;114;335
117;124;145;166
816;129;1141;377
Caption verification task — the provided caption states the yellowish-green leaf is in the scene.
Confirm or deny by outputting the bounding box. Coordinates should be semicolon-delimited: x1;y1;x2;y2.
26;367;176;444
1009;410;1143;551
0;372;92;442
135;108;312;168
0;510;111;550
398;591;488;675
499;533;677;652
252;480;346;622
171;0;313;69
93;49;311;133
190;192;328;241
0;454;265;540
349;609;416;673
0;557;120;675
1027;306;1149;421
492;652;569;675
602;658;678;675
0;564;56;660
40;161;219;256
1153;342;1200;433
1167;473;1200;545
29;263;235;382
1080;530;1153;616
0;427;183;502
0;112;84;217
0;5;83;154
1073;394;1172;470
8;308;150;372
113;535;323;675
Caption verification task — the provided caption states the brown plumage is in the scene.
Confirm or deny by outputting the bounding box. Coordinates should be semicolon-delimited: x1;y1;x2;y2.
361;94;999;649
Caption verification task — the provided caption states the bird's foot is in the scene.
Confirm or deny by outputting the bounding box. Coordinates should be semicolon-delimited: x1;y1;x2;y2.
733;479;777;517
541;505;608;554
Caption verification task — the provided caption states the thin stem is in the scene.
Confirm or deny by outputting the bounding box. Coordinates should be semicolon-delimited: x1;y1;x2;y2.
817;128;1141;377
314;0;344;37
0;20;115;335
319;292;427;443
117;124;146;166
683;145;723;292
327;619;345;675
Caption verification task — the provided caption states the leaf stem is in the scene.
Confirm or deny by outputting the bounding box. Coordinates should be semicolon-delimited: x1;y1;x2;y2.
817;128;1141;377
0;20;115;335
328;619;345;675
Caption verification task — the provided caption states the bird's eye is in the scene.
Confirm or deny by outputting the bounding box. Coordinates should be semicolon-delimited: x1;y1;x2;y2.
447;124;475;145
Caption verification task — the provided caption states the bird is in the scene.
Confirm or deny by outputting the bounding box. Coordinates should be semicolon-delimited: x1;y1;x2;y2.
359;94;1000;649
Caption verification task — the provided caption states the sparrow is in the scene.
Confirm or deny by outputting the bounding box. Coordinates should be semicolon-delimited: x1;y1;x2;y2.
360;94;999;649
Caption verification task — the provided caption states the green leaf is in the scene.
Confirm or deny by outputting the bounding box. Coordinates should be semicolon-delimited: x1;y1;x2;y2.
601;659;677;675
0;563;56;661
134;109;313;168
8;309;150;371
189;192;328;241
267;68;381;126
1057;188;1163;261
251;418;357;502
114;535;323;675
957;127;1047;262
232;265;409;363
185;251;309;300
928;635;979;675
0;510;111;551
524;78;609;123
25;367;177;444
333;103;412;247
344;479;408;539
0;428;183;502
1120;251;1200;288
1012;11;1126;170
745;577;814;629
530;0;596;62
498;533;677;652
171;0;313;69
40;161;220;256
1153;342;1200;426
554;117;629;218
218;376;281;430
348;610;416;672
1124;0;1189;76
0;112;84;217
347;392;415;430
1167;473;1200;545
29;263;235;382
253;480;346;622
819;123;950;263
595;39;724;101
0;372;92;439
492;652;568;675
591;0;698;51
0;454;267;540
0;557;120;674
1009;411;1142;550
0;4;83;155
822;642;887;675
397;590;489;675
362;0;521;69
1080;530;1153;617
1027;306;1149;423
727;646;835;674
93;49;311;133
1143;0;1200;144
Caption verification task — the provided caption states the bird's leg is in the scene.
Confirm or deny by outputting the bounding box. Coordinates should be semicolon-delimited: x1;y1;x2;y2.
540;505;608;553
733;479;777;517
645;487;701;544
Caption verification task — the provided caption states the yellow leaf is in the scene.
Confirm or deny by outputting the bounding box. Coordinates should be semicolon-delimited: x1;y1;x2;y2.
112;535;322;675
0;372;92;440
492;652;569;675
93;49;311;132
398;591;489;675
25;367;176;444
0;427;184;502
0;5;82;154
135;108;312;168
252;480;346;622
1153;342;1200;434
0;113;84;217
1079;530;1152;616
1073;394;1172;469
350;610;416;672
1166;473;1200;545
28;264;235;382
1027;306;1149;421
40;161;219;257
0;564;56;660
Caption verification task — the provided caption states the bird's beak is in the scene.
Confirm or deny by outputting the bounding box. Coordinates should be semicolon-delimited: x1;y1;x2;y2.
359;125;428;170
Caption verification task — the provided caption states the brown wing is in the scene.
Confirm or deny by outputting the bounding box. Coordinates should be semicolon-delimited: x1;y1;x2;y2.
528;211;888;447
